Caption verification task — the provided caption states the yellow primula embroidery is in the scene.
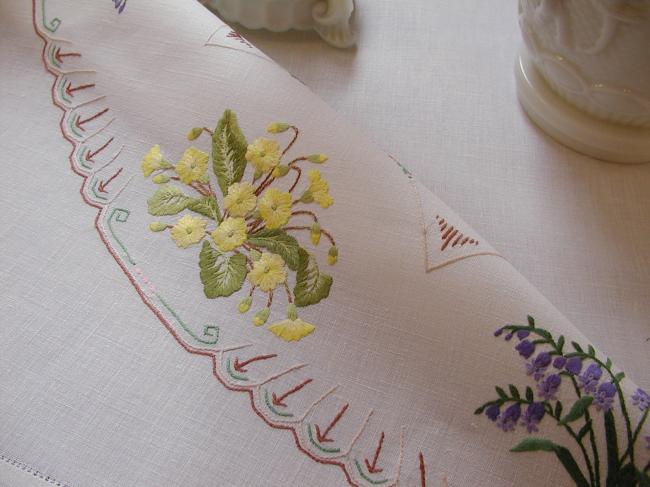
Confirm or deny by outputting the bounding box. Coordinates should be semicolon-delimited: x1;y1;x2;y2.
268;318;316;342
223;182;257;217
143;110;338;343
245;138;281;173
141;144;164;177
211;217;247;252
247;252;287;292
170;215;207;248
307;170;333;208
176;147;209;184
258;188;292;229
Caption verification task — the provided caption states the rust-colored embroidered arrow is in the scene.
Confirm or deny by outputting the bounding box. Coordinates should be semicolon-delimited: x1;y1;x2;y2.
98;167;123;193
271;379;312;407
54;47;81;64
85;137;114;162
75;108;109;131
65;82;95;97
364;431;385;474
233;353;277;373
315;403;348;443
417;452;426;487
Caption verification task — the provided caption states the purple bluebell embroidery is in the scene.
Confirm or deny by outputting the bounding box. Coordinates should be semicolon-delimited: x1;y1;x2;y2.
633;389;650;412
476;316;650;487
112;0;126;13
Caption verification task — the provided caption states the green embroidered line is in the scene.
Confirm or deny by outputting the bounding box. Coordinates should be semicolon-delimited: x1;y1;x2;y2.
57;77;71;104
353;459;389;485
156;294;220;345
263;389;294;418
41;0;61;33
67;114;83;138
225;357;249;381
78;146;91;169
106;208;135;265
91;179;108;201
306;424;341;454
48;44;61;69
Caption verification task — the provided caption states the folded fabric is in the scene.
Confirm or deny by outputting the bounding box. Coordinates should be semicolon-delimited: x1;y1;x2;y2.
0;1;648;486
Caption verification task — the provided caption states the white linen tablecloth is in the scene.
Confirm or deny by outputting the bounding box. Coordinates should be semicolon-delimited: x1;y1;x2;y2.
241;0;650;391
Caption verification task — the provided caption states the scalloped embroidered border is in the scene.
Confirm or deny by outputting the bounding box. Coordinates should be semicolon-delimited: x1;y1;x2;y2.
28;2;446;486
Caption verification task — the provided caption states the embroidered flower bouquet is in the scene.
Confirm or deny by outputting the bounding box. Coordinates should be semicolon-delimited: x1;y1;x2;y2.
476;317;650;487
11;2;649;486
141;110;337;342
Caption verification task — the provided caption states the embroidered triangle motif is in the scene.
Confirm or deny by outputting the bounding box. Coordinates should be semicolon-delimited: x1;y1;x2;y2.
411;180;501;272
433;215;479;251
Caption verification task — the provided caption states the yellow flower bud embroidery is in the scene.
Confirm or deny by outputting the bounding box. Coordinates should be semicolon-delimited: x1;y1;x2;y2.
170;215;207;248
175;147;209;184
247;252;287;292
245;138;281;173
223;182;257;217
258;188;292;229
211;217;247;252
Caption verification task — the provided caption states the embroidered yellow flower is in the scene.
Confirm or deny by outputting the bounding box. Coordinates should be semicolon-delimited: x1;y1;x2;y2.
258;188;292;229
211;217;247;252
176;147;209;184
307;170;333;208
268;318;315;342
245;138;281;173
170;215;207;248
141;144;164;177
247;252;287;292
223;182;257;217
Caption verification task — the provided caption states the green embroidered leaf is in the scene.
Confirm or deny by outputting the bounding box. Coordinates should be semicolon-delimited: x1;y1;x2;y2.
572;341;584;353
605;357;613;369
508;384;520;400
147;185;191;216
577;419;592;440
511;439;589;487
637;469;650;487
525;386;534;402
554;446;590;487
527;315;536;328
188;196;222;222
614;372;625;384
212;109;248;195
495;386;507;400
293;249;332;307
511;437;557;453
557;335;565;353
560;396;593;425
246;229;301;271
587;344;596;357
604;409;620;486
554;401;563;419
199;241;247;298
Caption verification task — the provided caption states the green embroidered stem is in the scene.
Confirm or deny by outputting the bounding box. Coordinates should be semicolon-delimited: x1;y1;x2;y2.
564;352;635;467
490;324;599;485
567;376;600;487
620;407;648;465
107;208;135;265
41;0;61;33
156;294;219;345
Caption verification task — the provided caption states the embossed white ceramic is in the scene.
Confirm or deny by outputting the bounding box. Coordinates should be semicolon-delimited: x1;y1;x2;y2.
517;0;650;163
202;0;356;48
